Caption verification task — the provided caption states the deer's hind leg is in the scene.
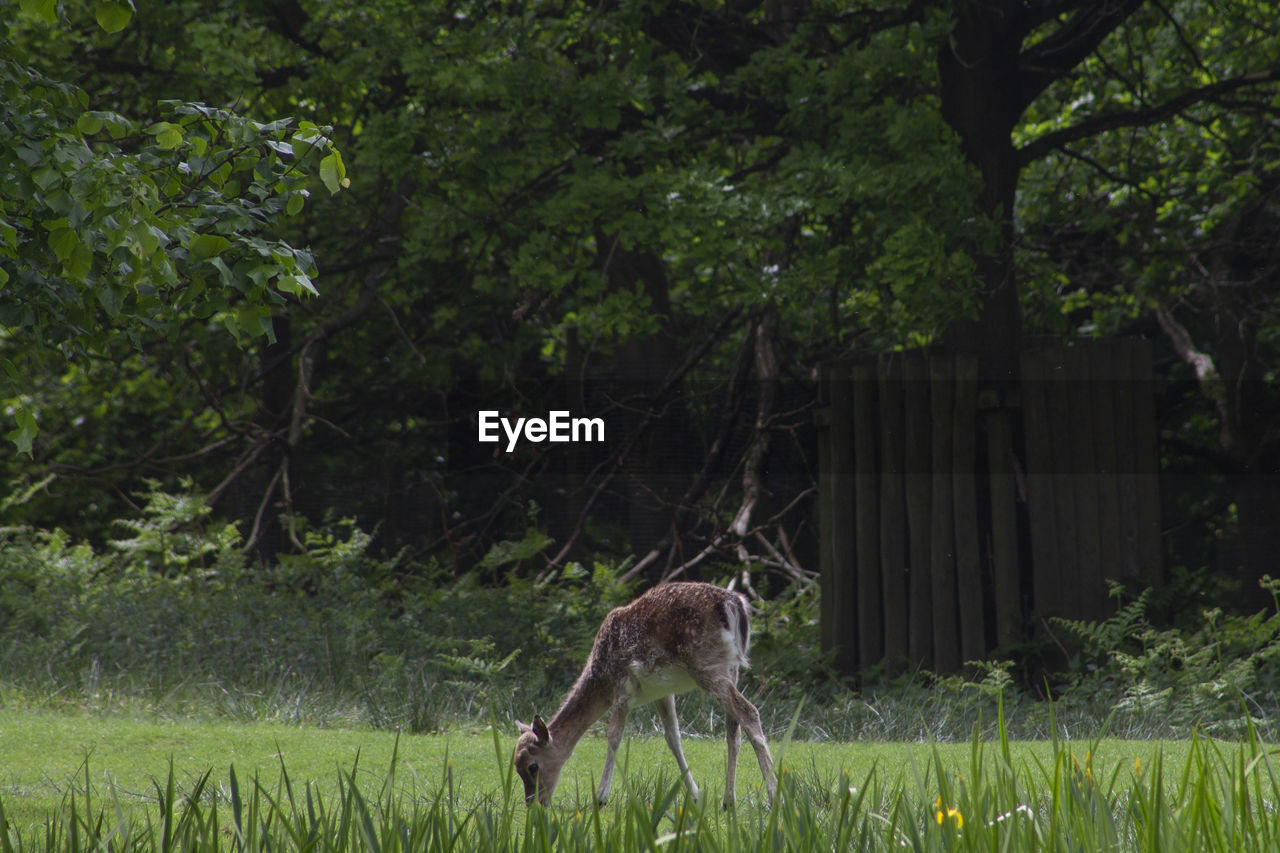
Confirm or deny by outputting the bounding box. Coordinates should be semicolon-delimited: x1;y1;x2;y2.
721;666;742;808
699;674;775;808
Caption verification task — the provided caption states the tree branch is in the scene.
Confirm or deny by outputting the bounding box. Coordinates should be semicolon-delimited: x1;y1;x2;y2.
1154;302;1233;449
1019;69;1280;165
1016;0;1145;112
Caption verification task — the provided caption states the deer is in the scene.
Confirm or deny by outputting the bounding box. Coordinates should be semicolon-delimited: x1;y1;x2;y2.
513;581;776;810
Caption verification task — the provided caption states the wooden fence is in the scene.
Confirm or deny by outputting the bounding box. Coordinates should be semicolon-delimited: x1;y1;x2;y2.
816;337;1162;676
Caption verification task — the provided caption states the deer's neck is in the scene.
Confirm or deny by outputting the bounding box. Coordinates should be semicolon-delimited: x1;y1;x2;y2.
548;669;613;751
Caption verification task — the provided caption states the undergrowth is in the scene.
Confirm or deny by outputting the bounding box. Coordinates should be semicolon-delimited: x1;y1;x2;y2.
3;485;1280;740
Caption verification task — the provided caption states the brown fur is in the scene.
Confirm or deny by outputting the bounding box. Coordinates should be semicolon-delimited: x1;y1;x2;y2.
513;582;775;809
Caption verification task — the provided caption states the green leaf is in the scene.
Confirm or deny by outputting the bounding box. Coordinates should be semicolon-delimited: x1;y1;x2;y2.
94;1;133;33
277;273;319;297
188;233;232;260
77;113;104;135
286;192;305;216
292;272;318;296
134;223;163;257
48;227;79;262
7;409;37;456
319;151;345;195
97;284;122;317
19;0;57;24
67;241;93;281
236;304;275;342
478;530;554;569
148;121;184;150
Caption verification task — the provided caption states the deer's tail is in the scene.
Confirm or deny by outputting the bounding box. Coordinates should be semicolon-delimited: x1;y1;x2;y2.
723;592;752;670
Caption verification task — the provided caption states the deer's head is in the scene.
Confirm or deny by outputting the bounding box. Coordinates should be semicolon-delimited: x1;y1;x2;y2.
514;715;563;806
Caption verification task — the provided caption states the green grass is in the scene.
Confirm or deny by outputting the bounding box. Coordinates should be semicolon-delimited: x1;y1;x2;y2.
3;705;1275;851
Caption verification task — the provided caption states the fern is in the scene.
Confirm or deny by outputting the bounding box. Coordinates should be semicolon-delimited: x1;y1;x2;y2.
1054;576;1280;735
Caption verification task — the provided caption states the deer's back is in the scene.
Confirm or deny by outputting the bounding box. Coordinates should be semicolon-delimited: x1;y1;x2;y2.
588;582;747;683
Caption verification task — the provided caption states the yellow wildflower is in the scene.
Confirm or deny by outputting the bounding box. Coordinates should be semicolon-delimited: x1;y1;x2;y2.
935;796;964;828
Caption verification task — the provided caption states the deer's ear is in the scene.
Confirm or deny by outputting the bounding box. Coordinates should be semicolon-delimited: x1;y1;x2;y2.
532;714;551;745
516;719;531;734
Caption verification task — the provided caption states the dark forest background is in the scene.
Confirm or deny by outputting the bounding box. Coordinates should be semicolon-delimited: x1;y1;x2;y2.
4;0;1280;672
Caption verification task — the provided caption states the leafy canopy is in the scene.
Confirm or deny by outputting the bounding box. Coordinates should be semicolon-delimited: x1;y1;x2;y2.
0;1;344;452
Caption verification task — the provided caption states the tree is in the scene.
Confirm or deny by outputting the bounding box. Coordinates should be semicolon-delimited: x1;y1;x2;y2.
6;0;1278;617
1;1;344;455
5;0;989;569
1014;1;1280;605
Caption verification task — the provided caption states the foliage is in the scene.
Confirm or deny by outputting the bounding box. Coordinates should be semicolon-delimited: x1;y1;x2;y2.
0;486;638;731
1052;578;1280;737
5;488;1280;746
0;0;1276;610
1;4;342;452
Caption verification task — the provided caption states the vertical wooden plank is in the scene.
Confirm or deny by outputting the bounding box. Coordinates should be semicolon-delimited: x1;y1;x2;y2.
1067;342;1104;620
1130;338;1163;592
952;354;985;663
930;355;960;673
903;353;933;668
1092;340;1123;597
1043;342;1080;619
1020;345;1061;626
985;400;1021;652
826;363;859;675
1111;340;1142;581
853;363;883;670
879;355;909;671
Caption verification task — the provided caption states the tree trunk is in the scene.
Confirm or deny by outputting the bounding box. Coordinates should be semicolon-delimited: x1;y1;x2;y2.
937;3;1024;386
251;314;294;563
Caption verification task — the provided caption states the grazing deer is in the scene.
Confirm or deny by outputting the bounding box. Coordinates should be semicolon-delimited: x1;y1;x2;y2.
513;581;776;809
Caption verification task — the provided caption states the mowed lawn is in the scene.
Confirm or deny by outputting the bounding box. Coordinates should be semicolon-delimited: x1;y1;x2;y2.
1;706;1191;834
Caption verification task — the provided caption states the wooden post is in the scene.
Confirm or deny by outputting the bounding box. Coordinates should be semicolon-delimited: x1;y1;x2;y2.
952;355;985;663
1021;344;1061;625
1043;342;1080;619
1066;342;1104;619
1092;340;1122;601
852;363;883;671
929;355;960;673
1111;340;1143;581
985;395;1021;652
1130;339;1163;591
903;353;933;668
879;355;909;671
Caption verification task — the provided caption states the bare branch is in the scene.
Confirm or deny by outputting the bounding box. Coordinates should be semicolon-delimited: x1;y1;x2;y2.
1155;302;1233;451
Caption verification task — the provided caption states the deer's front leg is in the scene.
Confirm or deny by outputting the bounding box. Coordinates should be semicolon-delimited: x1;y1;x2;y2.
596;696;630;806
656;694;700;804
